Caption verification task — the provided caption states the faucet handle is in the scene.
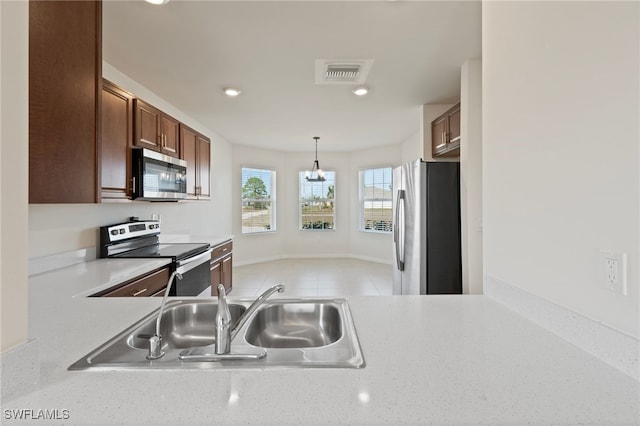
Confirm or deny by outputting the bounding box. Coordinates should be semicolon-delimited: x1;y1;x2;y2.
216;284;231;326
217;284;227;299
215;284;232;354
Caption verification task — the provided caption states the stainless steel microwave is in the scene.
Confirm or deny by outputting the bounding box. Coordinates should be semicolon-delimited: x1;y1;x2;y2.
132;149;187;201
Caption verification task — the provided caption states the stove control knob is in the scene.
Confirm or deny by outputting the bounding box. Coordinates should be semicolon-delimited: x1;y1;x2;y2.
119;229;125;234
110;230;118;236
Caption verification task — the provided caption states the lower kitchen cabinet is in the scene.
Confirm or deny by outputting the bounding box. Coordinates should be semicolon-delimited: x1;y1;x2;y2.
211;240;232;296
91;266;170;297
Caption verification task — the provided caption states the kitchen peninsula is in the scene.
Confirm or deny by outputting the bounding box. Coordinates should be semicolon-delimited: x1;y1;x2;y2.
2;258;638;425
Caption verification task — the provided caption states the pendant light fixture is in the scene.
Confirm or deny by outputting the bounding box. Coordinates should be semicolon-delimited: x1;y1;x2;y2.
305;137;326;182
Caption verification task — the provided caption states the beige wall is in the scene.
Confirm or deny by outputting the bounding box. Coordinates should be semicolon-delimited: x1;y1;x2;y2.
460;59;483;294
232;143;402;265
1;0;29;353
483;1;639;337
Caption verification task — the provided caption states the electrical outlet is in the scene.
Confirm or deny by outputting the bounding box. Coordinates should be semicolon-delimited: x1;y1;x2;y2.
599;250;627;295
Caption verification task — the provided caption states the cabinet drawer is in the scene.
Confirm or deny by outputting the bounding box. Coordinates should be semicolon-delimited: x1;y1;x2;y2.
100;267;170;297
210;240;232;262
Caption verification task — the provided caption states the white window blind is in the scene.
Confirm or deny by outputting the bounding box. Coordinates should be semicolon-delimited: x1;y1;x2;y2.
359;167;393;233
241;168;276;234
299;171;336;230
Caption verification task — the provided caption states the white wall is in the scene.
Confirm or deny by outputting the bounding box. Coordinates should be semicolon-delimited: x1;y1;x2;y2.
232;144;288;264
28;63;233;259
349;144;401;263
1;0;29;353
483;2;639;338
460;59;483;294
232;143;402;265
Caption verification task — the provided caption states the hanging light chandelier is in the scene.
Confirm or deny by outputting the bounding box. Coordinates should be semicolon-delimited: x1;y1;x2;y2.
305;137;326;182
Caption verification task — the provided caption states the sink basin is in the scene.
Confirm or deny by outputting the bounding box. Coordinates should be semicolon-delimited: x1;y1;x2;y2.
245;303;341;348
69;298;365;370
127;302;246;350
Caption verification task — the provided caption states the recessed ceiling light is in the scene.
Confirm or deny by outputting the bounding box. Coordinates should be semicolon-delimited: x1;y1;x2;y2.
224;88;242;97
145;0;170;5
352;87;369;96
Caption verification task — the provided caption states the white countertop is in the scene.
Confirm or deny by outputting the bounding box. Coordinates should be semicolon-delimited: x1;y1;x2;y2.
2;255;639;425
159;234;232;247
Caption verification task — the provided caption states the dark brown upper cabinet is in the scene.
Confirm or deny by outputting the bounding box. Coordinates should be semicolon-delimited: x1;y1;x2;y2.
101;80;134;200
133;99;180;158
29;0;102;203
431;103;461;158
180;124;211;199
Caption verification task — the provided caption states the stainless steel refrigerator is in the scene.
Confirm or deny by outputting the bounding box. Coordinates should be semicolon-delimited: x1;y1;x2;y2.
392;160;462;295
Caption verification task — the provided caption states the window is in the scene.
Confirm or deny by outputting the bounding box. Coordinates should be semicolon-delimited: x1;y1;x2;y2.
360;167;393;233
241;168;276;234
299;171;336;230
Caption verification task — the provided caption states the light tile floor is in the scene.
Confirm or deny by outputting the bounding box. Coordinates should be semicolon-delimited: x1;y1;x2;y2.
231;258;393;297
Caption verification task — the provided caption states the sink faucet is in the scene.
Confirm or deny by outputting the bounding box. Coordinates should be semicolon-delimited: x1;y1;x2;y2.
147;271;183;360
215;283;285;355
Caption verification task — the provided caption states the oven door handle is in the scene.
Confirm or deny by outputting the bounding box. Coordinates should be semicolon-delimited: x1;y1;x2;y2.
176;249;213;274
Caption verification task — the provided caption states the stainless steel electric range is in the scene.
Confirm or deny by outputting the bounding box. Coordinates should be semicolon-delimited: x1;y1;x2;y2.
99;220;212;296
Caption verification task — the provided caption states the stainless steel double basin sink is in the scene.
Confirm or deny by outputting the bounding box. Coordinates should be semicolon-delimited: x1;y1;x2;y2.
69;298;365;370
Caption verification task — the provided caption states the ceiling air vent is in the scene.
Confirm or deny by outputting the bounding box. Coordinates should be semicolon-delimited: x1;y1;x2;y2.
315;59;373;85
325;64;361;82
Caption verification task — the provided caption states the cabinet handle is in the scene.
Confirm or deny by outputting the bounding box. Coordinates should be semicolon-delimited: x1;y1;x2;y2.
444;132;448;143
132;288;147;297
131;177;136;194
222;248;228;252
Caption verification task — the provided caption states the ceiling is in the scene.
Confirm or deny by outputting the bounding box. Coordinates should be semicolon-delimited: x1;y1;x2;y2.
103;1;481;152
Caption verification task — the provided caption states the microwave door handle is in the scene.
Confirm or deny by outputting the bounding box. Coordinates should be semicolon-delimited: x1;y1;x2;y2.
131;177;136;194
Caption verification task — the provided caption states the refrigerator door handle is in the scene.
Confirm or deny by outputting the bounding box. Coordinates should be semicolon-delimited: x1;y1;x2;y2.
394;189;405;271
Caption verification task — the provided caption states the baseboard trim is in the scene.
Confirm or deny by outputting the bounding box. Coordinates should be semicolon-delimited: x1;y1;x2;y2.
1;339;40;400
234;254;392;267
485;276;639;381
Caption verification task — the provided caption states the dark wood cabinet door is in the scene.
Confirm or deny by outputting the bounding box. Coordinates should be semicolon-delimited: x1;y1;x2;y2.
179;124;211;199
432;103;461;158
447;104;461;147
221;254;232;293
197;135;211;198
29;0;102;203
101;80;133;200
180;124;198;197
93;267;170;297
431;116;447;156
134;100;161;151
210;259;222;296
161;115;180;157
211;241;232;296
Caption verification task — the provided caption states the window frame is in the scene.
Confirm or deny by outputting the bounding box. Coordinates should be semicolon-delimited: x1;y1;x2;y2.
241;167;276;234
298;170;336;231
359;166;393;234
